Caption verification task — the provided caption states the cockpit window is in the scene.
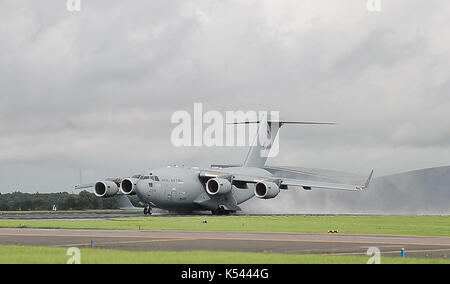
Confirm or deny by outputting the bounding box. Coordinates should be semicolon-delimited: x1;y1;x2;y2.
150;176;160;181
140;175;150;180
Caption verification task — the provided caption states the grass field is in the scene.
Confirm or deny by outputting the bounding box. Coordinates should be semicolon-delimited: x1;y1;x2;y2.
0;245;448;264
0;216;449;236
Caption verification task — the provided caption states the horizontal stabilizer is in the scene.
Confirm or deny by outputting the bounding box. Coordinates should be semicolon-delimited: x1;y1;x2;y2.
228;120;336;126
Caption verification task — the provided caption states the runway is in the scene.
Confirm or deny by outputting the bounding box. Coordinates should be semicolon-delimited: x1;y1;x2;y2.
0;211;387;220
0;211;143;220
1;228;449;259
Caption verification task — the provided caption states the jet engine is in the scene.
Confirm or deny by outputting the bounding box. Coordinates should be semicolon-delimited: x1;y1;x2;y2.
206;178;232;195
120;178;138;195
254;181;280;199
94;181;119;198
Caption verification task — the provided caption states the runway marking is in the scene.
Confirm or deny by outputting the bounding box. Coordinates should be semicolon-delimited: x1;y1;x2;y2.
327;248;450;256
381;248;450;255
132;230;450;240
0;233;185;240
175;237;450;247
1;230;450;247
55;238;198;248
382;248;450;255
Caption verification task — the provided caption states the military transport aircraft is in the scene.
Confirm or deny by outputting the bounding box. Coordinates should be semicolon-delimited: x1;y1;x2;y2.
75;115;373;215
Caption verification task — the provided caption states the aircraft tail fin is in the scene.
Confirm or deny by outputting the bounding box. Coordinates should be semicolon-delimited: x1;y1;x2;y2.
230;114;335;168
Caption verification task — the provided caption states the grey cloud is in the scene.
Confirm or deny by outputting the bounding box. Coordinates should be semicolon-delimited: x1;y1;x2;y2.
0;0;449;198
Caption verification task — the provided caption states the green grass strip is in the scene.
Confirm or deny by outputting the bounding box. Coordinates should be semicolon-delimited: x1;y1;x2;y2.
0;216;449;237
0;245;448;264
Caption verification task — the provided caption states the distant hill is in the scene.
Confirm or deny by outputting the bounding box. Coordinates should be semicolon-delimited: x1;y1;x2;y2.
242;166;450;214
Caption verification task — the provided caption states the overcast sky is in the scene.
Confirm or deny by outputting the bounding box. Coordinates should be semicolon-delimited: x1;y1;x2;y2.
1;0;449;193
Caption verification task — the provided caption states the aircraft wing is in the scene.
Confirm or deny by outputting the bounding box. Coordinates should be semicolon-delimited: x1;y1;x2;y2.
278;175;371;191
74;179;143;210
74;177;124;190
200;170;374;191
75;183;95;190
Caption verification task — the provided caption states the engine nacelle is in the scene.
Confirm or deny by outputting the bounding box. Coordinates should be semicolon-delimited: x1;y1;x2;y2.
94;181;119;198
206;178;232;196
254;181;280;199
120;178;138;195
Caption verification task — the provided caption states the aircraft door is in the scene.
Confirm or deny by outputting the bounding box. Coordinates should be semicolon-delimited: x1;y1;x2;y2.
166;187;179;201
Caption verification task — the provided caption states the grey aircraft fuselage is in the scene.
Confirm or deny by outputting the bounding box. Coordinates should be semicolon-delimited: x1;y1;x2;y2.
135;166;270;212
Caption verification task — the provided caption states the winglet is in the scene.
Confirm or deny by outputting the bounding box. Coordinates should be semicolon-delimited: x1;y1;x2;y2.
358;170;374;190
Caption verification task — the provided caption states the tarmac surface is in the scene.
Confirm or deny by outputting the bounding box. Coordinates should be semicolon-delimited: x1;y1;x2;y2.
1;211;424;220
0;211;143;220
0;211;375;220
1;228;449;259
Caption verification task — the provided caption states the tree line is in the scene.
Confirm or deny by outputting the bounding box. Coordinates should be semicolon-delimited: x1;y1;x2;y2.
0;191;130;211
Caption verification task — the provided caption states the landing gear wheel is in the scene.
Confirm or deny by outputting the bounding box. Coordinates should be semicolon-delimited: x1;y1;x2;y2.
143;207;152;216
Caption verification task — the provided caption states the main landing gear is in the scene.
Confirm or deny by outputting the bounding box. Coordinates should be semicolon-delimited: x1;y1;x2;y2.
143;206;152;216
211;206;235;216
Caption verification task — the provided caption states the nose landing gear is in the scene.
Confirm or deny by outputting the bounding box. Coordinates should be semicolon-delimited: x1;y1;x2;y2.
143;206;152;216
